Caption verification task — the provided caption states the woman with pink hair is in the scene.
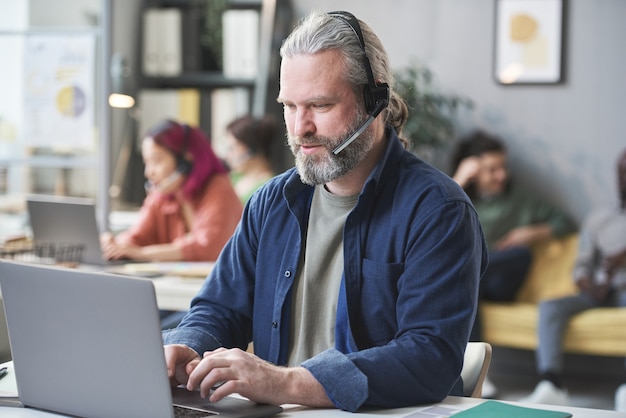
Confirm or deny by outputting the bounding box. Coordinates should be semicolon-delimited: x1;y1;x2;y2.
101;120;242;262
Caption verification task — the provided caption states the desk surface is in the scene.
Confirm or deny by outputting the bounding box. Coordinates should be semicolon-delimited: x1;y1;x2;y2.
1;264;623;417
0;395;622;417
1;357;622;417
73;262;206;311
151;275;204;311
103;262;209;311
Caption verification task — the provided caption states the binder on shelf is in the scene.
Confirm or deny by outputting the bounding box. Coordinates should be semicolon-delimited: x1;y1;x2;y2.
138;89;200;138
210;88;250;157
142;8;161;76
222;9;260;78
159;8;182;76
142;8;182;76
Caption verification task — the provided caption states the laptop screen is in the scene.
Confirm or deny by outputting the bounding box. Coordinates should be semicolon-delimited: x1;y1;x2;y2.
0;261;282;418
26;195;106;265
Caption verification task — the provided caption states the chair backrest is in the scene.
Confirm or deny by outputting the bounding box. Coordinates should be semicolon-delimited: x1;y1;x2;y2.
461;342;492;397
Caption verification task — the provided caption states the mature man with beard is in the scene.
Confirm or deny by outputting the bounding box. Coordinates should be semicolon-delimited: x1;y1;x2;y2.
162;10;487;412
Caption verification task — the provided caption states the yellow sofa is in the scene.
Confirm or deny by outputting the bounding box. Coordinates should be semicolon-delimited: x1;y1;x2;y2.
480;234;626;357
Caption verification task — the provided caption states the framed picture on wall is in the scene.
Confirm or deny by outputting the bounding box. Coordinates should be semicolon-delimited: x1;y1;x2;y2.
494;0;565;84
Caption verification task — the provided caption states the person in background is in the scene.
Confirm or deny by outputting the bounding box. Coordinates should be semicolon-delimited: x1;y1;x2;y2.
101;120;242;262
161;10;487;412
520;149;626;412
224;114;278;204
451;130;577;397
101;120;243;329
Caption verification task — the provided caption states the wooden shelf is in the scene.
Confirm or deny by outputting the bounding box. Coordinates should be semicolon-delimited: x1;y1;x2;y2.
140;73;256;89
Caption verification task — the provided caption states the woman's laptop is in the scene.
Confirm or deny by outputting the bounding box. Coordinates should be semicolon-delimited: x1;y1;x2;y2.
26;195;111;266
0;260;282;418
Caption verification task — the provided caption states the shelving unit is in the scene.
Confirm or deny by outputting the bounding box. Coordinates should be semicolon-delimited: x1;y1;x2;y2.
135;0;291;160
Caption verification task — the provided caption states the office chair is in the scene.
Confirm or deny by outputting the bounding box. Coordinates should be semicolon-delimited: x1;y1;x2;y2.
461;341;493;398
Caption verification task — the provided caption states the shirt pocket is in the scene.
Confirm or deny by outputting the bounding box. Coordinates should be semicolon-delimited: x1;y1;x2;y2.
359;258;404;344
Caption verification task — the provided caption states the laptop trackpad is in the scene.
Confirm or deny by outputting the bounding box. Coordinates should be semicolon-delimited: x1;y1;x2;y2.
171;386;283;418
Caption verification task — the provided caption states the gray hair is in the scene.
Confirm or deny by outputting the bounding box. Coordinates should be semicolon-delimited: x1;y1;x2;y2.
280;10;409;148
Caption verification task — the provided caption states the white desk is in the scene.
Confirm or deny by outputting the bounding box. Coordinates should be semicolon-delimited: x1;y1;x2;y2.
0;395;623;417
102;261;210;311
1;359;622;417
2;265;624;417
152;275;204;311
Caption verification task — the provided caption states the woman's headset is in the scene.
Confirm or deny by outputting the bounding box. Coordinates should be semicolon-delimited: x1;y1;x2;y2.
175;124;193;175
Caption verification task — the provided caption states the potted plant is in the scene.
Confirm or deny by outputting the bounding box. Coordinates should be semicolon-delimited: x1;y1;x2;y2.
394;62;473;159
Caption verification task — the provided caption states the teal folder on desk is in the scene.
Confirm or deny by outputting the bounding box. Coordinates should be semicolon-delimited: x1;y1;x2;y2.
451;400;572;418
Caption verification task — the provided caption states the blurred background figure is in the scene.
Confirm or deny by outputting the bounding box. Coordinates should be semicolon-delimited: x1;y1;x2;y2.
101;120;243;330
451;130;577;397
101;119;242;262
520;148;626;411
223;114;278;204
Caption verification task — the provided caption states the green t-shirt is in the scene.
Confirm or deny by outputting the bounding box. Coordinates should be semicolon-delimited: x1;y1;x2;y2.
472;181;576;249
230;172;273;204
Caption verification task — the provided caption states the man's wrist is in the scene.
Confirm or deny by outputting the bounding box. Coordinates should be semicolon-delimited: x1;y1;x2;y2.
281;367;332;407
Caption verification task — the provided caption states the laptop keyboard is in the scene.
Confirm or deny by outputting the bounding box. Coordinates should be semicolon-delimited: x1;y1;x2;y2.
173;404;217;417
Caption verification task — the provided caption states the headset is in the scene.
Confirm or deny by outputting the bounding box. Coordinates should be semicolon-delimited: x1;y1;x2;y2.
145;123;193;192
175;124;193;175
327;11;390;155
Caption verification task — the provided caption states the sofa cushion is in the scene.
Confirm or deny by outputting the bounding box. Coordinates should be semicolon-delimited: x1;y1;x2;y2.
481;302;626;356
480;234;626;357
516;234;578;304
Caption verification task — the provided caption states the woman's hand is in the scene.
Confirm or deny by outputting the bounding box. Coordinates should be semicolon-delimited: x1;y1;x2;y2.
100;234;142;260
452;157;481;188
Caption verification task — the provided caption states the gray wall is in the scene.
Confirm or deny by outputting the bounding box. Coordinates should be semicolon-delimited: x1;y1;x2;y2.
112;0;625;223
287;0;626;224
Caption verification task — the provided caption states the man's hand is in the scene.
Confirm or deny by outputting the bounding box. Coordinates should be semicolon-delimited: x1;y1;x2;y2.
604;249;626;277
576;275;594;293
186;347;333;407
577;275;610;303
164;344;202;387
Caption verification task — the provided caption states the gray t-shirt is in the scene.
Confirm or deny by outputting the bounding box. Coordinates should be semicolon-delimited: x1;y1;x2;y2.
287;185;358;366
575;206;626;290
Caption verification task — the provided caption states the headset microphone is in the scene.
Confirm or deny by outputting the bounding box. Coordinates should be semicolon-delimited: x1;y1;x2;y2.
332;99;387;155
327;11;390;156
144;170;183;193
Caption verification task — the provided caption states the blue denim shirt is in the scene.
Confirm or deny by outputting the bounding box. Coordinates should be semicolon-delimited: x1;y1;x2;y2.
163;129;488;412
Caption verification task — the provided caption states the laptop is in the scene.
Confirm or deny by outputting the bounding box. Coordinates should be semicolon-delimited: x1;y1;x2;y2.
26;195;115;266
0;260;283;418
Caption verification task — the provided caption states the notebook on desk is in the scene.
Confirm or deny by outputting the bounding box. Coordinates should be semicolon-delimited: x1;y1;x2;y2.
0;260;282;418
26;195;117;266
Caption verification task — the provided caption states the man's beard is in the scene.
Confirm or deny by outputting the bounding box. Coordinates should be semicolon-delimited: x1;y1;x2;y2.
287;109;375;186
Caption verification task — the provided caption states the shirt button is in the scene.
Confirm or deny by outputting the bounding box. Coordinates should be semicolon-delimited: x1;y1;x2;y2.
272;321;278;328
284;270;291;278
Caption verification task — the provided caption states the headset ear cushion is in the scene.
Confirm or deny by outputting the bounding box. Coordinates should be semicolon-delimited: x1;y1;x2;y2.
364;82;390;113
363;85;375;113
176;159;193;175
